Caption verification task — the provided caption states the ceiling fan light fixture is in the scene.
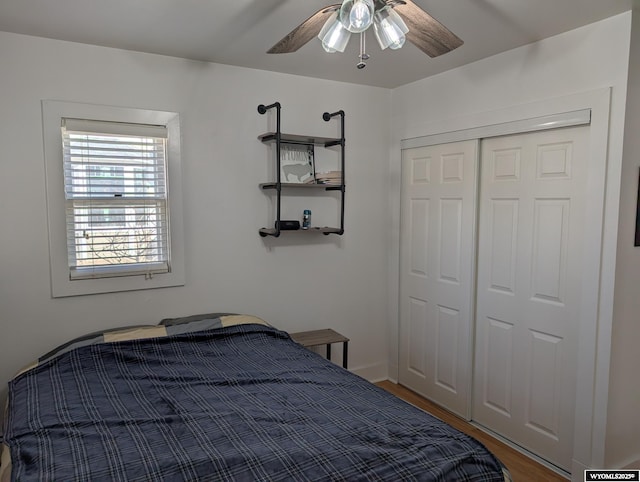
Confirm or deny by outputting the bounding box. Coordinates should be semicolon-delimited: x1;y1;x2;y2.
373;6;408;50
268;1;463;69
339;0;375;34
318;11;352;53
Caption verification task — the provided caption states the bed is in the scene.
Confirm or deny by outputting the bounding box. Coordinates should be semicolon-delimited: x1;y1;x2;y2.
1;314;511;481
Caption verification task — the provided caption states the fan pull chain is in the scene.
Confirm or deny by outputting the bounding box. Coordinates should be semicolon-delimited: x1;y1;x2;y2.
357;32;370;69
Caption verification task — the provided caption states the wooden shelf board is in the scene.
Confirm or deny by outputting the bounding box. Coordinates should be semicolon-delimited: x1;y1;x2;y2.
259;132;341;147
260;182;343;190
259;226;343;236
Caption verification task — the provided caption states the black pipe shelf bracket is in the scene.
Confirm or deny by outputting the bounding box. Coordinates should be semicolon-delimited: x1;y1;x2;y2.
257;102;345;238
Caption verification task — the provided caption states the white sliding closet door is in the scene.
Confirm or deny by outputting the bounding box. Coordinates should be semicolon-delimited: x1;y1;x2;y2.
473;126;588;471
398;140;478;418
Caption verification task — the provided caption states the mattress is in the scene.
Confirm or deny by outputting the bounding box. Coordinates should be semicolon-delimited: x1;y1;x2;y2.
2;315;510;481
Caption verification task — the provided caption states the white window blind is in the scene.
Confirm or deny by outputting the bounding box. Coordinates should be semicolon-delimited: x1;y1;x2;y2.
62;118;171;280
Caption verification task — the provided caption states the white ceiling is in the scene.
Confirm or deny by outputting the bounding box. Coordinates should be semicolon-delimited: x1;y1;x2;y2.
0;0;635;88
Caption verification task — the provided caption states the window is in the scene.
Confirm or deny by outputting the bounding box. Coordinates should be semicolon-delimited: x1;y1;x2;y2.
43;101;185;297
62;119;169;279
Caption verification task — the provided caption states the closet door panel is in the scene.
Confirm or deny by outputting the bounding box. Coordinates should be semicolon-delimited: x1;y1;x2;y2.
399;140;478;418
473;126;588;471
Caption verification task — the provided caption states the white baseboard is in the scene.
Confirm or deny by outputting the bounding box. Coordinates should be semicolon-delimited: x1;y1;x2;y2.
572;456;640;481
571;459;588;482
350;362;387;382
622;457;640;470
471;422;571;480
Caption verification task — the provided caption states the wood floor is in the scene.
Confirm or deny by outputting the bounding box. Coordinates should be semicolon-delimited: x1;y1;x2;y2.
376;381;568;481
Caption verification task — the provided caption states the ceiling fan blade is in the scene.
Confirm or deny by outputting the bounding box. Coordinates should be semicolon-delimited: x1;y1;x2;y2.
393;0;463;57
267;4;340;54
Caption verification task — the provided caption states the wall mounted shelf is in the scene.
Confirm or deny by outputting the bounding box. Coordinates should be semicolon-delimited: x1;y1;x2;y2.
257;102;345;238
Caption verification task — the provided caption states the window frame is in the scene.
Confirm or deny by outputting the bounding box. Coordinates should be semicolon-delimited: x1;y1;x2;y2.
43;100;185;297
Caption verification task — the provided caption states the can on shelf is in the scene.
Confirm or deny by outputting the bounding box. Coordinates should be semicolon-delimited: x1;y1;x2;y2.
302;209;311;229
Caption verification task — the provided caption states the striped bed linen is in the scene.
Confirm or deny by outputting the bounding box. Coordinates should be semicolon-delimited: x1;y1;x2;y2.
3;316;510;481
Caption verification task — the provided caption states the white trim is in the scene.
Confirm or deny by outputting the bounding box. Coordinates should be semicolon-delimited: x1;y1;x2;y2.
351;362;388;383
572;459;589;482
393;88;615;474
401;109;591;149
622;458;640;470
62;118;168;138
42;100;186;297
471;422;571;479
69;263;169;280
582;89;615;469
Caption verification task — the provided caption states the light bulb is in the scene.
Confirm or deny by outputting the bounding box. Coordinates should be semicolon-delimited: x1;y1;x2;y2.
339;0;375;34
318;11;352;53
373;6;408;50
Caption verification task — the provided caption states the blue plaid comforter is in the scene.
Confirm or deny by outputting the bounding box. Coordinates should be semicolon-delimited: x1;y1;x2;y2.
6;324;507;481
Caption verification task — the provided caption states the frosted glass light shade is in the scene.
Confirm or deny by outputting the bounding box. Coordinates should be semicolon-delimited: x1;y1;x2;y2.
373;6;408;50
318;11;352;53
339;0;375;34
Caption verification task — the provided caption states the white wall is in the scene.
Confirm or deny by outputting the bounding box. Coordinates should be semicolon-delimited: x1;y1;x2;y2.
608;6;640;470
389;12;635;471
0;32;392;429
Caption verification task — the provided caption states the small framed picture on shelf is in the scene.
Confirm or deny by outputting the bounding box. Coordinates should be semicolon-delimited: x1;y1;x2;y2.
280;143;315;184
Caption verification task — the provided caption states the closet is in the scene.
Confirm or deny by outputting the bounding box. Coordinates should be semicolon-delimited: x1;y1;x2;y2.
398;123;590;472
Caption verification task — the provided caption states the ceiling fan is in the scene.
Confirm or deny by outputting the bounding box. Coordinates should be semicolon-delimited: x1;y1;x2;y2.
267;0;463;69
